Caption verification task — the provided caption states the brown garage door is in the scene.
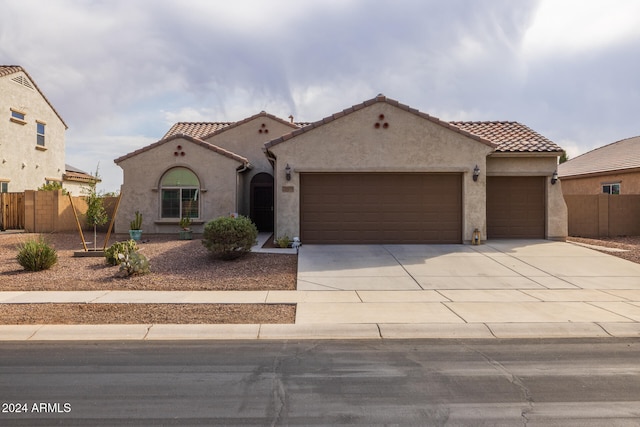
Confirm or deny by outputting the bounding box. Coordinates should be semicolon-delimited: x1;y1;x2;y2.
300;173;462;244
487;176;545;239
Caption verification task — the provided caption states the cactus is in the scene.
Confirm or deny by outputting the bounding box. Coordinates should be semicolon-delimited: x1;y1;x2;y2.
130;210;142;230
117;250;150;276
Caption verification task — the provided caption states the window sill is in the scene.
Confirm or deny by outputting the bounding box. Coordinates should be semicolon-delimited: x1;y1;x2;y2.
35;145;47;151
10;118;27;125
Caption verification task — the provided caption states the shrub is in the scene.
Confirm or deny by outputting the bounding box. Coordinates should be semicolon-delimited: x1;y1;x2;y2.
117;250;150;276
275;235;291;248
202;215;258;260
16;237;58;271
105;240;138;266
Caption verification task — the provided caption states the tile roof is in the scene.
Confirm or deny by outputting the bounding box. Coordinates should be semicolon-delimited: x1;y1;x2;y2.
114;134;250;166
162;111;302;140
0;65;68;129
163;122;232;139
63;164;100;183
558;135;640;178
449;121;563;153
264;94;498;150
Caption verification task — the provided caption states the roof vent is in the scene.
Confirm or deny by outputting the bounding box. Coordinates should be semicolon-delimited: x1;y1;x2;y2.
11;74;34;90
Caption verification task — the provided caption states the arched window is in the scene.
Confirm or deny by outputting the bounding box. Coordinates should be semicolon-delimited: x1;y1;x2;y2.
160;167;200;219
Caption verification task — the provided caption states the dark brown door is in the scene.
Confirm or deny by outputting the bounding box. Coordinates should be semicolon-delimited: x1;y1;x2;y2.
487;176;545;238
250;173;274;232
300;173;462;244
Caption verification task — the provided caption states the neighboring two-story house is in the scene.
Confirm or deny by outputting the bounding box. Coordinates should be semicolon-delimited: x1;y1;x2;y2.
1;65;96;196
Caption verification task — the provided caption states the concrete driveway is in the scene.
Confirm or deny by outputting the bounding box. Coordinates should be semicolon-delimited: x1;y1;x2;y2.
295;240;640;337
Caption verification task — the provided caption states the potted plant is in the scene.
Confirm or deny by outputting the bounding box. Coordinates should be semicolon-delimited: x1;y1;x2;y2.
179;216;192;240
129;210;143;241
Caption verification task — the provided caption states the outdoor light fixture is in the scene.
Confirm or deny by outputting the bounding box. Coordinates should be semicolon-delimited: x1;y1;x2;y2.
472;165;480;182
551;170;558;185
285;163;292;181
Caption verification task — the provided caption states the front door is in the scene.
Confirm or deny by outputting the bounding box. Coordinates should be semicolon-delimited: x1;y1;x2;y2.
250;173;274;232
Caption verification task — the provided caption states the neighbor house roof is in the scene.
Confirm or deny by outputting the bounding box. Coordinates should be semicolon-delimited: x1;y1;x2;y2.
114;134;250;167
163;111;304;140
0;65;68;129
264;94;498;150
63;164;101;183
450;121;563;153
558;135;640;178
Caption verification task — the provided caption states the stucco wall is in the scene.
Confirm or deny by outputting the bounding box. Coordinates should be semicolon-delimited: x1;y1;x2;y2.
267;102;495;242
205;116;291;216
561;171;640;195
115;137;243;234
0;71;66;192
487;155;567;240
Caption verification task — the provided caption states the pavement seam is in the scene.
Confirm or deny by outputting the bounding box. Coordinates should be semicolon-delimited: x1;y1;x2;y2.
593;322;615;337
441;302;469;324
355;291;364;302
143;324;153;340
376;324;382;338
382;245;424;289
483;323;499;338
27;325;43;340
585;301;639;322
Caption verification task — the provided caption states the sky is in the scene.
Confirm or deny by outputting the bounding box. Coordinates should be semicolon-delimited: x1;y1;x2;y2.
2;0;640;193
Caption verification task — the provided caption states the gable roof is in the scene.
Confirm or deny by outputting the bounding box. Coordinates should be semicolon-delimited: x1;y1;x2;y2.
450;121;563;153
0;65;68;129
63;164;101;184
558;135;640;178
264;94;497;150
162;111;303;140
114;134;250;166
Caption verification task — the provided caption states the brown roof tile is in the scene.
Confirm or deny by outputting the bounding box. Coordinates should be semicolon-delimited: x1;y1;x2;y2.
162;111;304;140
114;134;250;166
450;121;563;153
0;65;68;129
558;135;640;178
264;94;497;149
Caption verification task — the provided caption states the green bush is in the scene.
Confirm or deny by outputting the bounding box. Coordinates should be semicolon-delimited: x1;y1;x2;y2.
202;215;258;260
117;250;150;276
105;240;138;266
16;237;58;271
275;235;291;248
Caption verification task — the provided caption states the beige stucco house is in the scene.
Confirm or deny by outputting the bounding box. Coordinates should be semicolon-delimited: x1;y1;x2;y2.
115;95;567;243
559;136;640;195
0;65;96;196
1;65;67;193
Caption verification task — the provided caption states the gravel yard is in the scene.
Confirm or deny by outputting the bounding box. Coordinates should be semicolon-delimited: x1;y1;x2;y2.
567;236;640;264
0;232;297;324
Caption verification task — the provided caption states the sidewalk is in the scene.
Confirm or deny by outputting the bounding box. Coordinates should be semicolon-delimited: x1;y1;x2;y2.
1;287;640;340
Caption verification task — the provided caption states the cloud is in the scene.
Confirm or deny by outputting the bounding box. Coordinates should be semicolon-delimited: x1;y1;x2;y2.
2;0;640;193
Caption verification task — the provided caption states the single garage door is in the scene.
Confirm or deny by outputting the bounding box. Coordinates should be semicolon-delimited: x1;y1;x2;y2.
487;176;545;239
300;173;462;244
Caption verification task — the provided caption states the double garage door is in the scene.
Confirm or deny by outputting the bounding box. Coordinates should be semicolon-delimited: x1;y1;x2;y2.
300;173;462;244
300;174;546;244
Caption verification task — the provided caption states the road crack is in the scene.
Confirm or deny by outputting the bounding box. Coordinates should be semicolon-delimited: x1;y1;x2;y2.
464;344;534;425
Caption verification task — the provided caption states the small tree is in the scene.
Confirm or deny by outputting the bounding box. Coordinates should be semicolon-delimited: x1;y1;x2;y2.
83;166;108;250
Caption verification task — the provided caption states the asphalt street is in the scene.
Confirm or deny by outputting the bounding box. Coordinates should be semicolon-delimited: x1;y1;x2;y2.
1;339;640;425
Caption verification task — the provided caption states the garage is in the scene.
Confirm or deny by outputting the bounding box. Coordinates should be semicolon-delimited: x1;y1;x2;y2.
487;176;545;238
300;173;462;244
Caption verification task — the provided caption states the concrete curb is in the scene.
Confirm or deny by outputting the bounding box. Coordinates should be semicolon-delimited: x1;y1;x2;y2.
1;322;639;341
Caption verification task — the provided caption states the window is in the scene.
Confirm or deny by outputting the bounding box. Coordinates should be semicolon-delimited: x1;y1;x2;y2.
9;108;26;125
36;122;45;146
602;183;620;195
160;167;200;219
0;182;7;193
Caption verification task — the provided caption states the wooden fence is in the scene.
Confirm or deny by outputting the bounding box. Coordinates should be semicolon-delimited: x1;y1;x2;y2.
564;194;640;237
0;192;25;230
1;190;118;233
